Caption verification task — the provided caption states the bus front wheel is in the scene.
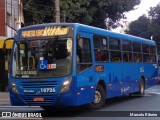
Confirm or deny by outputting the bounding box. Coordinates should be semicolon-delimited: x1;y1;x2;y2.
88;84;106;110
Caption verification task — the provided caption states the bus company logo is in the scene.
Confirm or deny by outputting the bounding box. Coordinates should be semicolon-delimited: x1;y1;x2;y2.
1;112;11;118
140;67;144;73
22;26;69;38
1;112;42;119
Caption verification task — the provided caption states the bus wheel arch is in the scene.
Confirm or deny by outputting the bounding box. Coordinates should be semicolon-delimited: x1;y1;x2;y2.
88;80;106;110
98;80;106;93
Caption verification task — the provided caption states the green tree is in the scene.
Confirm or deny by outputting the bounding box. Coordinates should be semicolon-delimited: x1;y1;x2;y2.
126;3;160;53
60;0;93;24
23;0;53;25
23;0;141;29
90;0;141;28
125;15;152;39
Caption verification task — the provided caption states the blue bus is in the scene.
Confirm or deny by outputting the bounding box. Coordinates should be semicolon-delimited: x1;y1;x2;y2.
7;23;158;110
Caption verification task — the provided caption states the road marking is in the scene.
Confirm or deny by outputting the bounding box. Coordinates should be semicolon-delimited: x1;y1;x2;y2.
146;92;160;95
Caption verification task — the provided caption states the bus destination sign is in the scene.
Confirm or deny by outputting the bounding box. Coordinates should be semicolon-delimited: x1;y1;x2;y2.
21;26;69;38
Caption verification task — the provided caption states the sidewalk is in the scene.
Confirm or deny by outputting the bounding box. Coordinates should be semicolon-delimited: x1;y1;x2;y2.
0;92;10;106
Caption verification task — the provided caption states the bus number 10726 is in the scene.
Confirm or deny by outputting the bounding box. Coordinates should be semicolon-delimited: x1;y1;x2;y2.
40;88;55;93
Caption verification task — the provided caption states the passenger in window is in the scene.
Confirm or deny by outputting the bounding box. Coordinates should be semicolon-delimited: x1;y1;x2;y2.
151;56;156;62
144;56;150;62
123;53;129;62
146;47;149;53
127;53;131;62
135;54;141;62
95;49;101;61
101;50;108;62
136;58;141;62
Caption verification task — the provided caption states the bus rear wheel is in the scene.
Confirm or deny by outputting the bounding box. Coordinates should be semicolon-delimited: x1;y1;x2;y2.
131;79;145;97
88;84;105;110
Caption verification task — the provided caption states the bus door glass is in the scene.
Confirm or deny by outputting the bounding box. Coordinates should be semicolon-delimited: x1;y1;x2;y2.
76;32;94;104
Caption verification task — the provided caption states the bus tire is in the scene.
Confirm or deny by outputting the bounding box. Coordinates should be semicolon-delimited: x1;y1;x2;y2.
130;78;145;97
88;84;106;110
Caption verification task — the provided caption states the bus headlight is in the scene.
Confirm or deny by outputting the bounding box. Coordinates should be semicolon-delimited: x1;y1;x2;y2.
59;78;72;93
10;80;19;94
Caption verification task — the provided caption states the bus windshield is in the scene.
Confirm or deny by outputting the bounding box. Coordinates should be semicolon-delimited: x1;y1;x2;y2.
12;37;73;78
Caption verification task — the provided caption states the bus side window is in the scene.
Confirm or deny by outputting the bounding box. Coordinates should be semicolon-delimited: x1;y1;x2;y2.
94;49;108;62
93;35;108;62
109;37;121;62
110;51;121;62
101;50;108;61
77;37;92;73
122;40;132;62
123;52;132;62
142;44;149;53
150;45;156;63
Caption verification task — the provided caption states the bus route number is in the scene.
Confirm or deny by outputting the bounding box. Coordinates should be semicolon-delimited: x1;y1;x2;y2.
40;88;55;93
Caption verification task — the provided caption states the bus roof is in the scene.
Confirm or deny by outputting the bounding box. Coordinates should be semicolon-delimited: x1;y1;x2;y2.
16;23;155;45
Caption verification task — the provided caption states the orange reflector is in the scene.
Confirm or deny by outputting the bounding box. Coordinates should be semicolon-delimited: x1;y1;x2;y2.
95;65;104;72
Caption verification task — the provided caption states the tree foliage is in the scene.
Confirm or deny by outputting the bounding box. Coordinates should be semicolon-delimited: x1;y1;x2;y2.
125;15;152;39
23;0;53;25
126;3;160;53
90;0;140;28
23;0;141;29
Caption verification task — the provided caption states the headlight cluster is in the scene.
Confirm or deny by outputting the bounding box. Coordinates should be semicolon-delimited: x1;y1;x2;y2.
10;80;19;94
59;78;72;93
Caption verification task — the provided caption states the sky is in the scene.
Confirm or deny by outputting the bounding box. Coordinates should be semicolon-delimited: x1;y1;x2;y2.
126;0;160;22
113;0;160;32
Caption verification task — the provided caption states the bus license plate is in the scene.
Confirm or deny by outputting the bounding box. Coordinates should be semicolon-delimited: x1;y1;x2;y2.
33;97;44;102
40;88;55;93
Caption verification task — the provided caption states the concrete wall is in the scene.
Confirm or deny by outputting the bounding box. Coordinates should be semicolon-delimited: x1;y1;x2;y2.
0;0;24;38
5;0;24;38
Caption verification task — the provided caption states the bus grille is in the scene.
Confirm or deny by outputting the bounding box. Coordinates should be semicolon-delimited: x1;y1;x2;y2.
19;81;59;88
18;81;59;105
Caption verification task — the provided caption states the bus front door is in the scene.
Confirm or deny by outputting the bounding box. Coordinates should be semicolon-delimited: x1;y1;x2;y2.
75;32;95;105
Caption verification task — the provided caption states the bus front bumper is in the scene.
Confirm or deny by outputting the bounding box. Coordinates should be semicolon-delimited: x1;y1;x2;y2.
10;91;76;107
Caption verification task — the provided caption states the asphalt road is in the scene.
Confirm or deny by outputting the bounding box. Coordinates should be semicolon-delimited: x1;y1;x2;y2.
0;85;160;120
